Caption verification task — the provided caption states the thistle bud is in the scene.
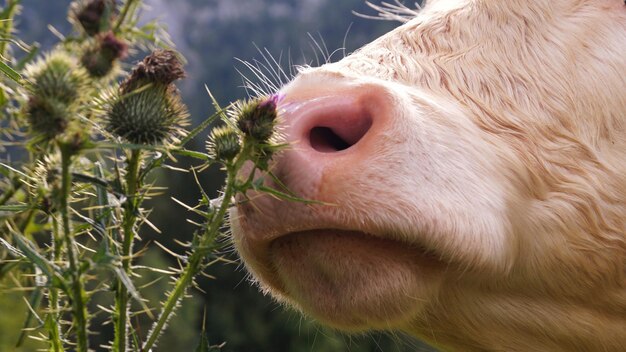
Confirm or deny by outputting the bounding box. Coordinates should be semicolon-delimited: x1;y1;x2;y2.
70;0;117;36
27;52;88;104
106;85;188;145
105;50;189;145
207;126;241;162
25;97;69;138
234;94;281;142
81;32;128;77
24;52;88;138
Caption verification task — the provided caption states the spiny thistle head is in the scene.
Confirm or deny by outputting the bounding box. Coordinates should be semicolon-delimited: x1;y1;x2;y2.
25;97;70;138
105;50;189;145
25;51;88;105
70;0;117;36
233;94;281;142
24;51;89;138
207;126;241;162
81;31;128;77
106;85;189;145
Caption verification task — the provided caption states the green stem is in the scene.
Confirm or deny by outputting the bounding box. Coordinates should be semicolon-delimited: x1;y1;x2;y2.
0;0;19;57
14;209;38;349
60;147;89;352
141;143;249;352
114;149;141;352
114;0;139;32
121;149;140;271
48;216;64;352
140;251;202;352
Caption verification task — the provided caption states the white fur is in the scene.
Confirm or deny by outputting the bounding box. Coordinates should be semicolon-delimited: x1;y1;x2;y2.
231;1;626;350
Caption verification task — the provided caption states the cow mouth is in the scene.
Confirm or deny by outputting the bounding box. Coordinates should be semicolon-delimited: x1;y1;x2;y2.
262;228;445;329
269;228;442;268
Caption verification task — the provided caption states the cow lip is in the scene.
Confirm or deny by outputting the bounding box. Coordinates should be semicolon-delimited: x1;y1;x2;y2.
272;228;413;246
267;228;443;266
234;202;448;295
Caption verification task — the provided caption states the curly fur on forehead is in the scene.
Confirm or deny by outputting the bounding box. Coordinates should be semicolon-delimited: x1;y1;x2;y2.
342;0;626;268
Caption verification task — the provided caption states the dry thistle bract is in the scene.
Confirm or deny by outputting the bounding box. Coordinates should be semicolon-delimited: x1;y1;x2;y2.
207;126;241;162
121;49;185;93
106;50;189;145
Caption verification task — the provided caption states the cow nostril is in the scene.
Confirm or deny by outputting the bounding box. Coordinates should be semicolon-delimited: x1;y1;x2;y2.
310;127;351;152
308;113;373;153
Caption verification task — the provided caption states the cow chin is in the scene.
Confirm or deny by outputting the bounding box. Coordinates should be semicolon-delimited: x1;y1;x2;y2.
266;229;444;330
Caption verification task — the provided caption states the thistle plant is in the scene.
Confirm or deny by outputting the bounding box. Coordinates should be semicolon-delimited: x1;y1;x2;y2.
0;1;292;351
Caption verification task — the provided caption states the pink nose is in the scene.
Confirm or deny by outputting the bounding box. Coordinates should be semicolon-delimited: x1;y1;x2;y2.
283;89;384;157
233;82;394;243
269;85;390;199
288;94;375;154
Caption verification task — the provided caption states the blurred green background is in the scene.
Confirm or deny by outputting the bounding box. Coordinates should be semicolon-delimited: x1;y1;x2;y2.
1;1;436;351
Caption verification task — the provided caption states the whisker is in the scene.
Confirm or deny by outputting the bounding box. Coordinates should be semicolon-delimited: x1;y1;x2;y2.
316;31;331;63
260;46;290;87
307;33;323;67
342;22;354;58
354;1;423;23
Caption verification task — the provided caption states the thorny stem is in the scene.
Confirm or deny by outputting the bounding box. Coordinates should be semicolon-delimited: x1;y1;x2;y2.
48;216;64;352
114;0;139;32
122;150;141;271
141;143;251;352
0;0;19;57
114;149;141;352
45;311;64;352
140;248;203;352
60;147;89;352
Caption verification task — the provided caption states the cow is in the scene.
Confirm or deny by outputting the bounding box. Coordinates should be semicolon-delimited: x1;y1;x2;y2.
230;0;626;350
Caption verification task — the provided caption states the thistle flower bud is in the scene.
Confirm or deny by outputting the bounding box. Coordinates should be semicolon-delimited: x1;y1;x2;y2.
27;52;88;104
234;94;281;142
81;32;128;77
106;85;188;145
24;52;88;138
207;126;241;162
70;0;117;36
25;97;69;137
105;50;189;145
